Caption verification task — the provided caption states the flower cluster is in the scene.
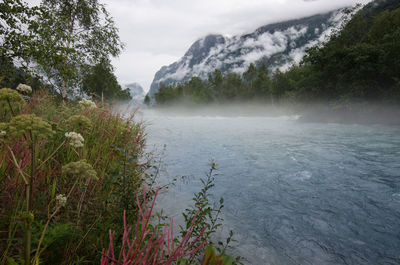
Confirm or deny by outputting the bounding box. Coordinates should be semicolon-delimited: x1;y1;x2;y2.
0;88;26;114
8;114;54;141
65;131;84;148
0;88;24;102
16;83;32;94
79;98;96;108
65;115;92;134
62;160;98;181
56;194;67;207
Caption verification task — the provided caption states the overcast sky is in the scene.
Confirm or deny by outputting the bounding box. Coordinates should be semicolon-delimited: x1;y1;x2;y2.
31;0;372;91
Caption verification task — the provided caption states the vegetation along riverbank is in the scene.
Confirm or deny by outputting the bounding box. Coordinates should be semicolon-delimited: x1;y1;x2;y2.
0;0;241;264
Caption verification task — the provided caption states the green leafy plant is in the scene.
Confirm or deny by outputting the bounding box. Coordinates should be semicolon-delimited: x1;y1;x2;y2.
178;160;245;265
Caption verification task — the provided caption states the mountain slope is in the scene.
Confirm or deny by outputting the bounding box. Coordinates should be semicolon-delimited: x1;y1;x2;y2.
125;82;145;104
148;9;344;97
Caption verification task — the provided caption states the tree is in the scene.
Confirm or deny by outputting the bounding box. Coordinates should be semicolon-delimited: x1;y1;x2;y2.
271;69;290;102
242;63;257;98
254;64;271;102
185;76;211;103
144;94;150;105
38;0;124;99
222;72;243;101
208;69;223;100
0;0;124;99
0;0;48;86
81;58;130;101
154;83;177;105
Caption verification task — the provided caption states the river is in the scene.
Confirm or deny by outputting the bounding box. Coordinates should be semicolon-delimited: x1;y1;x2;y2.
138;109;400;265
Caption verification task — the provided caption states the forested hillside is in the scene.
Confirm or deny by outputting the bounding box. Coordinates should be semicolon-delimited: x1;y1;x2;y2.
153;0;400;111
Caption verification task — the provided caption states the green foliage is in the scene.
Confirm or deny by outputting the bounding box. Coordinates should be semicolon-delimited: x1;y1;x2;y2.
0;90;149;264
179;161;244;265
82;58;131;101
38;0;124;95
31;222;77;264
300;7;400;103
0;0;124;97
0;88;26;118
101;144;147;231
153;65;272;106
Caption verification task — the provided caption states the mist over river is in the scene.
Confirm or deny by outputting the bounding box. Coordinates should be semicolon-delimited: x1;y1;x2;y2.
138;109;400;265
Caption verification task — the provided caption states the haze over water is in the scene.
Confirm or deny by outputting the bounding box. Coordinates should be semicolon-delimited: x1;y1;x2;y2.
139;109;400;265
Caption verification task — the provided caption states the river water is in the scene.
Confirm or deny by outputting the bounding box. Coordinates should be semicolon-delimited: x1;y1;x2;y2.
139;110;400;265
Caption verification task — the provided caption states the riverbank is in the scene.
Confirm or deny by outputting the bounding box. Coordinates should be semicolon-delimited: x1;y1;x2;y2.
0;90;149;264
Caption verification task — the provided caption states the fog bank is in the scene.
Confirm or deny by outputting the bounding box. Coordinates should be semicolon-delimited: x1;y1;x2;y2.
124;102;400;125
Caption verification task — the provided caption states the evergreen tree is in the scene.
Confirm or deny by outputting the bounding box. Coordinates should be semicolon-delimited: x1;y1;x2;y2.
209;69;224;100
254;64;271;102
243;63;257;98
144;94;150;105
81;58;130;101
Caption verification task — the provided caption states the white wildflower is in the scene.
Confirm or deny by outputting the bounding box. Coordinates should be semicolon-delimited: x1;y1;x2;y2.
65;131;84;148
0;130;6;137
79;98;96;108
56;194;67;207
16;83;32;94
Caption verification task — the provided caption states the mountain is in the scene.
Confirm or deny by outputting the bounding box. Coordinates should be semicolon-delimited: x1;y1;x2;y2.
125;82;145;104
148;9;345;98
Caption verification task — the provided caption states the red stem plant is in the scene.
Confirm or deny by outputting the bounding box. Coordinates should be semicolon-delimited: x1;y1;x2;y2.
101;188;208;265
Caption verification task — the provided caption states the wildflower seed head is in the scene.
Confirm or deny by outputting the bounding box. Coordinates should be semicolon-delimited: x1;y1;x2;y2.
16;83;32;94
62;160;98;181
0;88;24;102
0;88;25;113
8;114;54;141
79;98;96;108
65;131;84;148
65;115;92;134
56;194;67;207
